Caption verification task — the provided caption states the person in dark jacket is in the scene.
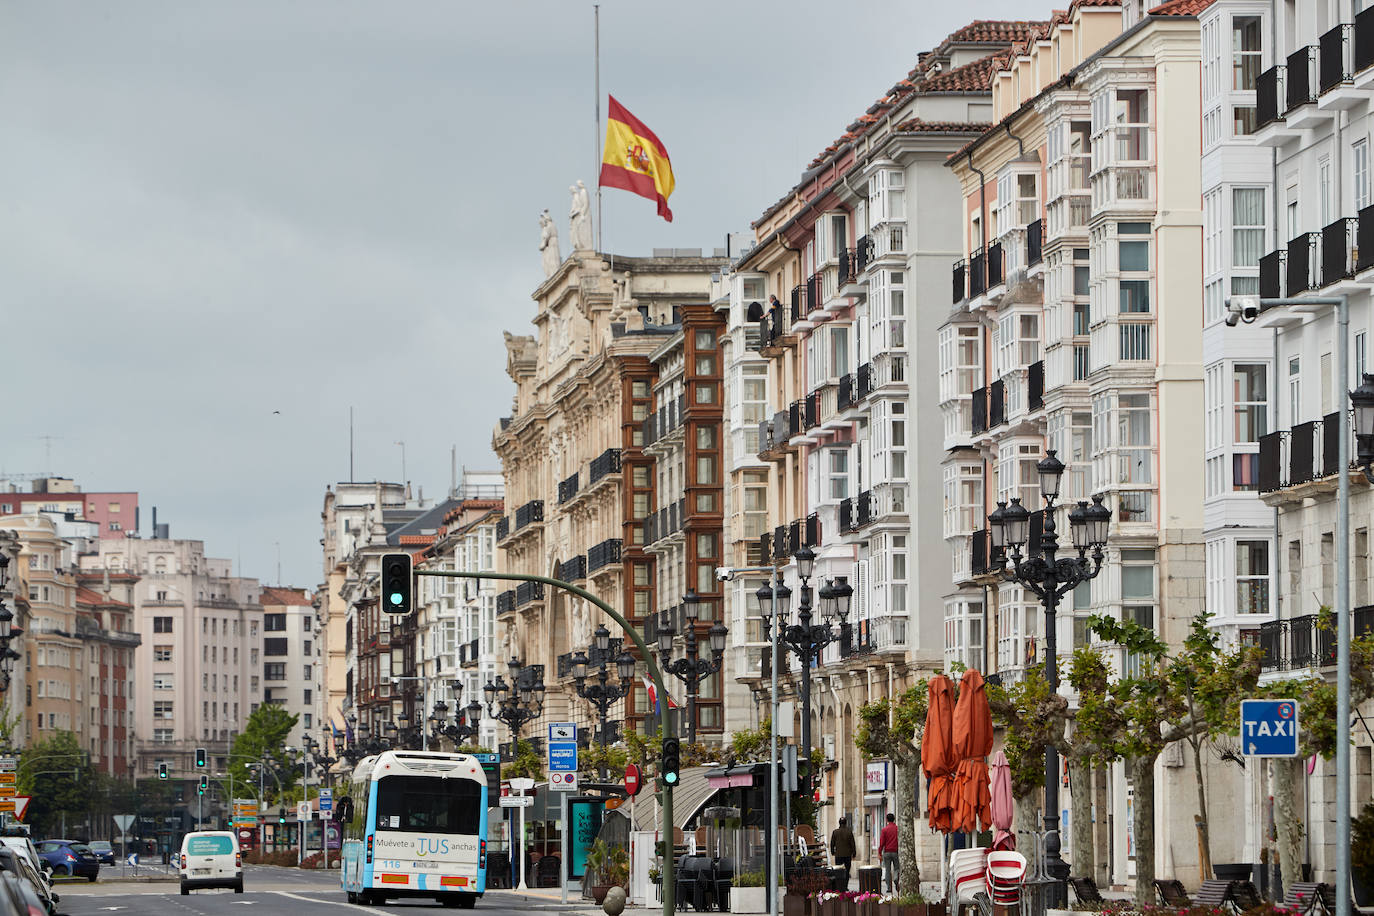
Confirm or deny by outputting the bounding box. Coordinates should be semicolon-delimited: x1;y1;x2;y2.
829;817;857;879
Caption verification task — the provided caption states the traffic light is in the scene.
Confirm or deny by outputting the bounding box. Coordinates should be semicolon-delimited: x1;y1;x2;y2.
661;738;681;787
157;763;168;780
197;775;208;795
380;553;413;615
195;747;207;769
278;807;286;825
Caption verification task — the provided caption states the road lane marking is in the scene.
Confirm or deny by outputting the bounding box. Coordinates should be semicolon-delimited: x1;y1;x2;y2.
272;890;377;913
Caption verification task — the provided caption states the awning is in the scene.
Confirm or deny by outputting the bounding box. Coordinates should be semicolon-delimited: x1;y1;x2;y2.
625;766;718;831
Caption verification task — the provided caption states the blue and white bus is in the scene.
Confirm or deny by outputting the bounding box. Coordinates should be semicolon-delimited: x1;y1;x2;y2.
339;750;489;908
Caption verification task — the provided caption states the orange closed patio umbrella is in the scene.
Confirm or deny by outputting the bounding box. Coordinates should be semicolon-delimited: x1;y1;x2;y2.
952;669;994;835
921;674;957;833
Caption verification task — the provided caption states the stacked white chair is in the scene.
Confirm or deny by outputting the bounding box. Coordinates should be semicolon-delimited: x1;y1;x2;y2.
985;851;1028;909
948;847;988;908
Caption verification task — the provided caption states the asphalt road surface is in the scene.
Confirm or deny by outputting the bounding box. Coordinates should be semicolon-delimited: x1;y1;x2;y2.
53;867;606;916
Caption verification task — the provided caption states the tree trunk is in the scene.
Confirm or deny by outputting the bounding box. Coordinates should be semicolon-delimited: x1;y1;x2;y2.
1129;755;1157;908
1068;757;1094;882
1014;792;1039;869
1094;764;1111;887
894;755;921;893
1190;735;1212;881
1271;756;1304;897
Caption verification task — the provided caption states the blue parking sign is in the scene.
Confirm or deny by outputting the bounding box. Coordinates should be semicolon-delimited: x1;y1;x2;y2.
1240;699;1300;757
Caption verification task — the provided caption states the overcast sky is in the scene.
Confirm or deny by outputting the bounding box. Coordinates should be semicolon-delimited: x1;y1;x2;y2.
2;0;1052;588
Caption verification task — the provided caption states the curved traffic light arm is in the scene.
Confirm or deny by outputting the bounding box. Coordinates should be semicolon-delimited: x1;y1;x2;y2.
416;569;676;916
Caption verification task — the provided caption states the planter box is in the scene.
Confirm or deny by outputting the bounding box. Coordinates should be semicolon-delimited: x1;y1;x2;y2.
784;893;810;916
732;886;778;914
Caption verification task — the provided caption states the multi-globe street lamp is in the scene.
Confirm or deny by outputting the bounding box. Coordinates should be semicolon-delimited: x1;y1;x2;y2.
986;449;1111;905
483;657;546;743
430;680;484;749
657;593;727;746
755;546;852;796
570;625;636;779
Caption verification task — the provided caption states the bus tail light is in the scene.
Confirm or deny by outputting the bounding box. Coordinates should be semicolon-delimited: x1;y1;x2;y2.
366;834;373;865
479;839;486;870
179;854;186;870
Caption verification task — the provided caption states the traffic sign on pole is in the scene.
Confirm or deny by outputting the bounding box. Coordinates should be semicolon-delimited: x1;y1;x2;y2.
547;722;578;792
1241;698;1300;757
318;788;333;814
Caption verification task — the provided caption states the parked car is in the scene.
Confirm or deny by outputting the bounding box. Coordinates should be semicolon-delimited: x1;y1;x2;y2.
86;841;115;866
35;839;99;880
178;831;242;895
0;839;42;877
0;849;56;915
0;872;45;916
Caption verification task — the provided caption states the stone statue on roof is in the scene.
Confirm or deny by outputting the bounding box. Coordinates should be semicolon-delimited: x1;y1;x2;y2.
570;180;593;251
539;209;562;278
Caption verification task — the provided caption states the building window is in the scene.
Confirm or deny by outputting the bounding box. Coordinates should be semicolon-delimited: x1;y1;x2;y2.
153;701;174;720
1236;540;1270;614
1356;140;1371;212
1232;16;1261;89
264;663;286;681
264;638;288;656
153;646;172;662
153;675;174;690
264;614;286;632
828;449;849;501
153;728;173;743
1233;189;1265;268
152;617;172;633
1289;356;1302;424
1233;364;1268;443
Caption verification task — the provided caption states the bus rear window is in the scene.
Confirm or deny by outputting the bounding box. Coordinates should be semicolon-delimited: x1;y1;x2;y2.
374;775;482;835
186;836;234;856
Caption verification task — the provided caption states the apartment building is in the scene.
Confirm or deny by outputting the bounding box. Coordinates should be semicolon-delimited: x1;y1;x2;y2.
0;478;138;539
75;572;139;777
492;246;727;746
88;536;262;779
723;18;1042;863
259;587;320;750
1243;0;1374;883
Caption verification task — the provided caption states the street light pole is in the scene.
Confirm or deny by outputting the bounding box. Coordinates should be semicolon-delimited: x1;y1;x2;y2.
659;592;728;746
571;626;636;781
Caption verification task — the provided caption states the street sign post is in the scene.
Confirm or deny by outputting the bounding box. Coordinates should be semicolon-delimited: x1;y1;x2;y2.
318;788;333;815
624;763;641;797
1241;698;1300;757
507;777;536;891
547;723;578;792
499;795;534;808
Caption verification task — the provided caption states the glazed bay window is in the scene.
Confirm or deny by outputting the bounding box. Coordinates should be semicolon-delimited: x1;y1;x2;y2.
1236;540;1271;615
1233;363;1267;490
828;448;850;501
1048;410;1093;503
1120;548;1158;677
943;461;983;538
742;469;768;540
867;169;906;258
943;596;984;672
1091;87;1152;207
997;439;1043;509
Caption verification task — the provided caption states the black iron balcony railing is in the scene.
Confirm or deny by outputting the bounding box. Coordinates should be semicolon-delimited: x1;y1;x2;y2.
987;241;1004;289
857;363;873;400
839;621;875;659
857;489;875;528
1028;360;1044;411
805;512;820;548
972;387;988;436
1359;6;1374;74
496;590;516;614
558;555;587;582
857;235;874;275
1259;249;1284;299
971;529;989;576
953;259;967;304
1322;217;1357;284
1322;410;1345;477
515;580;545;606
1257;65;1284;128
1287;232;1319;294
1290;419;1318;486
459;638;480;667
773;525;788;561
791;285;806;323
757;419;773;457
642;394;686;447
1360;205;1374;274
588;448;621;485
839;248;857;286
643;498;684;545
1320;24;1353;93
496;516;511;542
767;304;787;345
514;499;544;530
1027;219;1044;267
838;374;855;411
989;379;1006;428
558;472;580;504
1287;46;1318;111
771;410;789;449
839;497;856;533
969;247;987;298
805;391;820;429
808;273;823;313
787;401;803;439
587;538;622;573
1258;431;1283;492
787;519;802;556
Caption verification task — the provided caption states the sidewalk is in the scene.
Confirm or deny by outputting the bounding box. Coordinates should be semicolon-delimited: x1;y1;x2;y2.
487;887;656;914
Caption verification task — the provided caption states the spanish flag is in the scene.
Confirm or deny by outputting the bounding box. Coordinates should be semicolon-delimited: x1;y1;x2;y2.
600;96;675;222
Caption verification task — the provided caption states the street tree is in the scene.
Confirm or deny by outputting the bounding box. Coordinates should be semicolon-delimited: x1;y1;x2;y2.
856;681;927;893
227;703;299;803
17;731;92;837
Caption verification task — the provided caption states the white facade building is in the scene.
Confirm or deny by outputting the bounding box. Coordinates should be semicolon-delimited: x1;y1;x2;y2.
259;587;321;750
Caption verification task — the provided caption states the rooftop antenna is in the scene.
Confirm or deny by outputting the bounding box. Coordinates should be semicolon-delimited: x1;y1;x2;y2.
349;407;355;482
396;441;407;488
275;541;281;585
35;435;62;471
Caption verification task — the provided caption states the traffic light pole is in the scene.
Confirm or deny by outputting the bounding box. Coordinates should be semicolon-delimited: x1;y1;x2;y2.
415;570;674;916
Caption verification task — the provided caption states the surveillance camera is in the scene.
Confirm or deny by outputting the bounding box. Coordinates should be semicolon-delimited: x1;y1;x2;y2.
1225;296;1261;327
716;566;735;582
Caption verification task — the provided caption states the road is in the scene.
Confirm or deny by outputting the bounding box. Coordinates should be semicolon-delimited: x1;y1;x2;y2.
52;866;608;915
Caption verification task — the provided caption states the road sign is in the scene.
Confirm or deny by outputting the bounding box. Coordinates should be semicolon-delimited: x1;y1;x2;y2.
548;723;576;742
113;814;135;834
0;801;15;813
1241;698;1300;757
0;757;17;771
624;763;642;797
499;795;534;808
549;771;578;792
10;798;27;822
298;801;311;821
0;773;16;787
319;788;333;813
547;722;578;783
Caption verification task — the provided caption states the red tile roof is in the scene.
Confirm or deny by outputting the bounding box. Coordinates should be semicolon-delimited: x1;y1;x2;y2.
894;119;993;134
1070;0;1122;7
75;586;129;609
396;534;434;546
920;56;1000;92
1149;0;1217;14
945;19;1051;44
260;586;313;606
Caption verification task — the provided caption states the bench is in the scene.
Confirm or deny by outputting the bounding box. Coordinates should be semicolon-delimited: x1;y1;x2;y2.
1069;876;1105;906
1284;882;1331;915
1155;879;1191;907
1192;880;1235;909
1230;880;1264;912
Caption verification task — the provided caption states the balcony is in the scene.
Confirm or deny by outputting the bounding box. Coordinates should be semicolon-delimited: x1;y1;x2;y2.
514;499;544;531
856;363;873;400
1026;219;1043;269
1321;217;1358;287
988;379;1006;428
805;391;821;429
558;472;580;505
971;387;988;436
1255;65;1300;145
838;374;855;411
969;248;987;299
459;638;480;668
643;394;686;449
986;241;1005;292
643;498;685;546
496;516;511;542
1256;411;1354;496
839;497;855;533
1360;205;1374;274
790;285;808;327
1254;610;1374;671
558;555;587;582
1028;361;1044;411
839;622;875;659
588;448;621;486
496;590;516;615
772;525;788;562
808;272;824;314
787;401;804;440
952;259;966;305
1319;23;1373;109
856;489;875;528
1286;232;1319;294
1360;6;1374;75
587;538;622;574
1286;46;1330;128
1259;249;1285;299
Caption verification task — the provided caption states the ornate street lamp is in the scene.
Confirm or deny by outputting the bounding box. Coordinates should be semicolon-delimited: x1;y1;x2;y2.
572;625;636;779
659;592;727;745
484;658;545;745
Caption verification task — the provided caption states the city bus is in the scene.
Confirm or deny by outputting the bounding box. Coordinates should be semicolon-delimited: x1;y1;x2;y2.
338;750;489;908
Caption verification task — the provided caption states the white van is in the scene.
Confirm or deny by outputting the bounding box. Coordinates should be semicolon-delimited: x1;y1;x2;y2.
178;831;242;895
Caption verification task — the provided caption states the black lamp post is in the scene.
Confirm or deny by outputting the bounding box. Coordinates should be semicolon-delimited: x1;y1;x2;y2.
757;547;851;796
1352;373;1374;482
313;727;339;786
986;449;1111;904
431;680;484;748
484;656;545;745
658;592;727;746
0;540;22;694
571;625;636;779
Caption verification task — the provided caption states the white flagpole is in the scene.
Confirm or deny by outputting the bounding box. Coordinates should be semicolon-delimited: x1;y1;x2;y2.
594;3;602;252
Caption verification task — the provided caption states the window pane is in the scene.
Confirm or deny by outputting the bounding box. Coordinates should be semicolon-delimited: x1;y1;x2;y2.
1120;240;1149;271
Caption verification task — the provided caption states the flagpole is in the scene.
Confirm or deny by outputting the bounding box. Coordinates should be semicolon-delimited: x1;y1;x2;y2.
594;3;602;252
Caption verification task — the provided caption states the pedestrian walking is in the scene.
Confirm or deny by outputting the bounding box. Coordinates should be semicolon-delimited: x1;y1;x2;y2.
879;813;899;893
830;817;857;880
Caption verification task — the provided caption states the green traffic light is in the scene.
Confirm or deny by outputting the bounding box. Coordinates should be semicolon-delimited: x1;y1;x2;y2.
664;772;678;785
390;592;403;605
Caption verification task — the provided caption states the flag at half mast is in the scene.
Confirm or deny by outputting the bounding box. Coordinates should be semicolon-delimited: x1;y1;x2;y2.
600;95;675;222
